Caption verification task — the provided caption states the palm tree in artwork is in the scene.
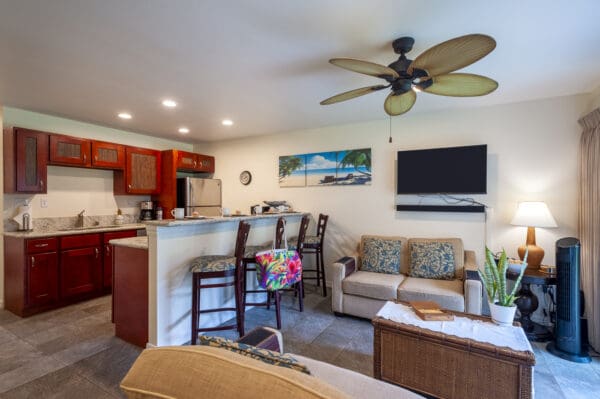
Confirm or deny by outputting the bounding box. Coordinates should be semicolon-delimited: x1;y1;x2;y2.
279;156;304;182
339;149;371;176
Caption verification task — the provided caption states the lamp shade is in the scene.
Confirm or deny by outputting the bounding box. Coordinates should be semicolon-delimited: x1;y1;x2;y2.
511;201;558;228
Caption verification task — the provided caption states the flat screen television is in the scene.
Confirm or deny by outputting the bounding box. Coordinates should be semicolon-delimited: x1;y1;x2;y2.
397;144;487;194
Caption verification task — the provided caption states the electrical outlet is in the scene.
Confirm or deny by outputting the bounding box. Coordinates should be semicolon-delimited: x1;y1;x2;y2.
40;198;48;208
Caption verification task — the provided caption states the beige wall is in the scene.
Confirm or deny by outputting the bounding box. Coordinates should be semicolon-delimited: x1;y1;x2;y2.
2;107;193;220
197;94;588;276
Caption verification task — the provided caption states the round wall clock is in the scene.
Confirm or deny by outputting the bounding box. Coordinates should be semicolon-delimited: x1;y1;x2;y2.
239;170;252;185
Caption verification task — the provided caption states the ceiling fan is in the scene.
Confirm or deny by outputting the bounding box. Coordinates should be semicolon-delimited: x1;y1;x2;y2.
320;34;498;116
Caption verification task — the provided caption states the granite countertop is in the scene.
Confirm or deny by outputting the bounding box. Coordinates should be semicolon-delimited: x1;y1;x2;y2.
3;223;147;238
110;236;148;250
143;212;308;227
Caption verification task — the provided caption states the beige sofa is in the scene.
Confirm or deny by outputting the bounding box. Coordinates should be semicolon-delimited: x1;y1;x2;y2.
121;345;423;399
332;236;482;318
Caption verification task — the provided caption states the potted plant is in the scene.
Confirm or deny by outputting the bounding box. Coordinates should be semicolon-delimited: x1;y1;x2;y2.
478;247;528;326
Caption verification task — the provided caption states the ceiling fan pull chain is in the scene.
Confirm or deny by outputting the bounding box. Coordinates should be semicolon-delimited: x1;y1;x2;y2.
389;114;393;143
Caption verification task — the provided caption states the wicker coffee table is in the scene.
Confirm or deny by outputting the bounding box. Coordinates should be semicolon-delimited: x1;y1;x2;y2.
373;302;535;399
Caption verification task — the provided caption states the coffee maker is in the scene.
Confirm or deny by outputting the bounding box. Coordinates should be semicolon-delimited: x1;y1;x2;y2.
140;201;154;221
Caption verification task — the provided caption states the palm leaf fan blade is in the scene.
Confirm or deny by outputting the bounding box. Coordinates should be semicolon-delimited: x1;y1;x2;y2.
384;91;416;116
329;58;399;79
423;73;498;97
408;34;496;76
320;85;387;105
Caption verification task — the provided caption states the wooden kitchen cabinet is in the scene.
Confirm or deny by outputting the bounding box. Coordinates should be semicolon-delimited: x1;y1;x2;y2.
103;230;137;291
28;252;59;307
4;236;58;316
176;150;215;173
3;127;49;193
49;134;92;167
59;234;102;299
114;147;161;195
92;140;125;169
153;149;215;217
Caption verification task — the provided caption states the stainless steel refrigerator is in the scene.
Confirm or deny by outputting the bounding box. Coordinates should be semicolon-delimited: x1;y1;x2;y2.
176;177;222;217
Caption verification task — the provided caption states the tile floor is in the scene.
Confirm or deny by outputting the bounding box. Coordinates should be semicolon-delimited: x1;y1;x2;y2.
0;288;599;398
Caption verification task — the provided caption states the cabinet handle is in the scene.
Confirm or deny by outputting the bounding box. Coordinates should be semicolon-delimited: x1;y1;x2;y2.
128;184;132;191
83;154;87;162
40;180;44;188
34;243;49;248
95;155;98;161
106;244;111;255
31;256;35;267
95;248;99;258
194;160;197;167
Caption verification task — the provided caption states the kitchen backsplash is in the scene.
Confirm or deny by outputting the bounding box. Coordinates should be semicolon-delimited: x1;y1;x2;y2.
3;213;140;232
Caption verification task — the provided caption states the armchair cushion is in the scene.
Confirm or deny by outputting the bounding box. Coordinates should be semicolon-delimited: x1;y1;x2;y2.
360;236;403;274
342;271;405;301
397;277;465;312
408;241;455;280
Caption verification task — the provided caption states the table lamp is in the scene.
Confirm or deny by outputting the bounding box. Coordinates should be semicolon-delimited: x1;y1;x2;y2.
510;201;557;269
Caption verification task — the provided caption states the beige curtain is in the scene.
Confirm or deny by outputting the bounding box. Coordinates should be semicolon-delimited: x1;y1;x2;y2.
579;108;600;351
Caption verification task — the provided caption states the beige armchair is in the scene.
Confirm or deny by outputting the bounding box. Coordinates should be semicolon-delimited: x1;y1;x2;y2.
331;236;482;319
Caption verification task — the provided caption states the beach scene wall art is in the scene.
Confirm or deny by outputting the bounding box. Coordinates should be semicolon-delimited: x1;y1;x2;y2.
279;148;371;187
279;155;306;187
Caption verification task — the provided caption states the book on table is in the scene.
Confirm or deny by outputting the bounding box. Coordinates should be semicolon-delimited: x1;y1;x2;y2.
409;301;454;321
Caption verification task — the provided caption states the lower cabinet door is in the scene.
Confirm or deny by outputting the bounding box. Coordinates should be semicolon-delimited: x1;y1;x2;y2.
27;252;59;306
60;247;102;298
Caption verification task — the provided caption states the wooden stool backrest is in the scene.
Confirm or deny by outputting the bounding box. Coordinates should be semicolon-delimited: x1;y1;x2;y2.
316;214;329;244
274;217;285;249
234;221;251;267
295;215;311;258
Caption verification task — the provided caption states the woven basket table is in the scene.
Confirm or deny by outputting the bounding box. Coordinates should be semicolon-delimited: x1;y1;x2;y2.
373;302;535;399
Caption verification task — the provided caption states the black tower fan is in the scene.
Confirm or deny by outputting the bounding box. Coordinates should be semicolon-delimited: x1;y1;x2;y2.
547;237;591;363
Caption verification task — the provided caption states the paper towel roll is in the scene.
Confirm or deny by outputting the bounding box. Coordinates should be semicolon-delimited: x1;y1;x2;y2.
12;200;32;230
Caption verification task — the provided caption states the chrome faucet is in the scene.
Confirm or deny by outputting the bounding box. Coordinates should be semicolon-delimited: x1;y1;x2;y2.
76;209;85;228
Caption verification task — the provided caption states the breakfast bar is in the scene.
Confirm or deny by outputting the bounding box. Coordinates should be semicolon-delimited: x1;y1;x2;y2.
112;213;305;347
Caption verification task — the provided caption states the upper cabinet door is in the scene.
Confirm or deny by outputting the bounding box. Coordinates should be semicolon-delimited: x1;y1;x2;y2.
15;128;49;193
176;150;215;173
49;134;92;167
125;147;161;194
92;140;125;169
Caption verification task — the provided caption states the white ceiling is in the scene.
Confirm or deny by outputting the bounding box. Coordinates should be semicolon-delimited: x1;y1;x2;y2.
1;0;599;142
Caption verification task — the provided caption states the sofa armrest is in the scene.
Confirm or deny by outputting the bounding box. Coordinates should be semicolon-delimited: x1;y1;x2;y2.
463;250;479;281
331;256;357;313
464;279;483;315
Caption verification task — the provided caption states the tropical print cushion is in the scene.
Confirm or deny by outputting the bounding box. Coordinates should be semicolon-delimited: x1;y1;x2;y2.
303;235;321;245
409;242;456;280
360;237;402;274
199;335;311;374
190;255;236;273
255;249;302;291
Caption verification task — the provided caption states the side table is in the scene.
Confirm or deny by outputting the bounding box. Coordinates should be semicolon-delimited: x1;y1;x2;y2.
507;267;556;342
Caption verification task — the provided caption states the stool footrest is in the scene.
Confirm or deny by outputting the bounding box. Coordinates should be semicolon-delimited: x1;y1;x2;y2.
198;307;237;314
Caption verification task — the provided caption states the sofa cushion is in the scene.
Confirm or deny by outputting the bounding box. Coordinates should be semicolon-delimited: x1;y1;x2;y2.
120;346;349;399
397;277;465;312
359;236;405;274
343;271;405;301
199;335;310;374
409;241;456;280
408;238;464;279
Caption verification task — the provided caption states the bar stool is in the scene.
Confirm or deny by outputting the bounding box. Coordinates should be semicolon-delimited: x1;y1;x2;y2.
268;215;310;329
190;221;251;344
241;217;285;309
292;214;329;297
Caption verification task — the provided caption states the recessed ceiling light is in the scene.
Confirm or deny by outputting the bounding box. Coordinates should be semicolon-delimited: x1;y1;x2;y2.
118;112;132;119
178;127;190;134
162;99;177;108
222;119;234;126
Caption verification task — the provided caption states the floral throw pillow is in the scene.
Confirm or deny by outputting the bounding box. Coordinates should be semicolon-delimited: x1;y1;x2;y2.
360;237;402;274
198;335;311;374
409;242;456;280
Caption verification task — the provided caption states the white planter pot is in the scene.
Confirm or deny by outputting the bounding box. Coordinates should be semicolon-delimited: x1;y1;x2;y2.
489;301;517;326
